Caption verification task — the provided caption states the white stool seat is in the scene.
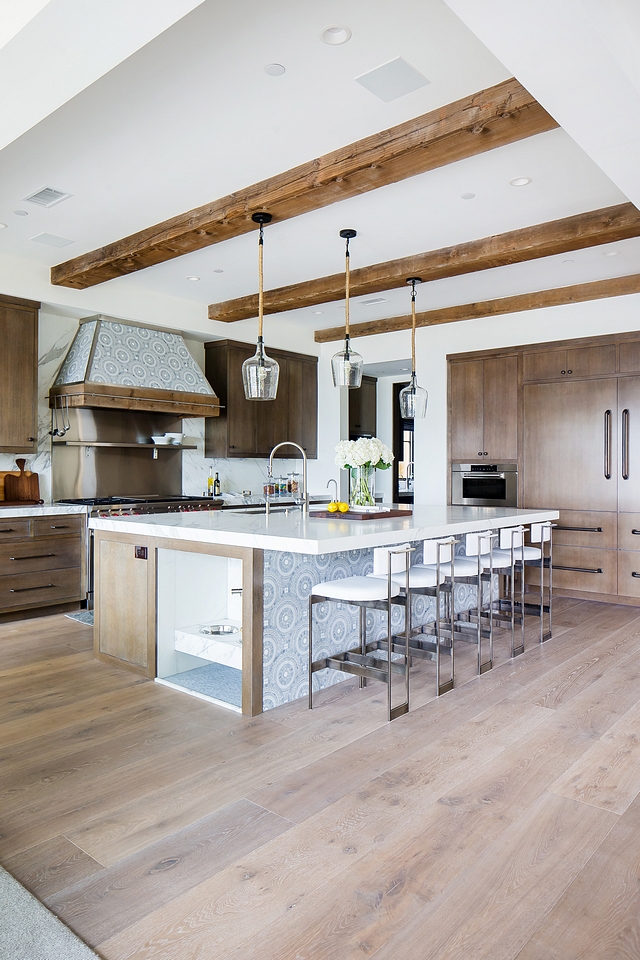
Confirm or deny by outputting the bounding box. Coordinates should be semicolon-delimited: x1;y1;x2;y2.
369;565;440;588
432;556;480;577
491;546;542;563
312;575;401;601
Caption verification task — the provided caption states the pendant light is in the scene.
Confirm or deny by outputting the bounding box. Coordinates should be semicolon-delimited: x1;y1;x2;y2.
399;277;428;419
331;228;363;388
242;212;280;400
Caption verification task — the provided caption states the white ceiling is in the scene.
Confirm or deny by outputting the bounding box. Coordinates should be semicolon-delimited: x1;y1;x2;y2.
0;0;636;338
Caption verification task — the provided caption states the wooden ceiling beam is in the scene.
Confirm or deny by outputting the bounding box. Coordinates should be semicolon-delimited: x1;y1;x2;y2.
51;78;556;290
210;202;640;321
313;273;640;342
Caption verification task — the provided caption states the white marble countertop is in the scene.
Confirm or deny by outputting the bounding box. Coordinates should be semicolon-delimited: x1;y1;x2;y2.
90;505;559;555
0;503;88;518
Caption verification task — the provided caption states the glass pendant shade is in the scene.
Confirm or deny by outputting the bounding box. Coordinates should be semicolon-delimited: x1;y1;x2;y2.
331;337;364;387
399;374;428;419
242;337;279;400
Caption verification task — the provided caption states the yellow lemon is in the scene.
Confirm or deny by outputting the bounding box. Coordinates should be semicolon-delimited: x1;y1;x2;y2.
338;501;350;513
326;501;338;513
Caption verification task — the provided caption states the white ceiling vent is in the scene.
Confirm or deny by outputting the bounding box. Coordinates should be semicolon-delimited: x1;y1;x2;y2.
30;233;74;247
355;57;430;103
22;186;72;208
362;297;389;305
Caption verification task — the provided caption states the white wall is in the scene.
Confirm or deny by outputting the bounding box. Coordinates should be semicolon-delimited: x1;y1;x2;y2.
311;292;640;506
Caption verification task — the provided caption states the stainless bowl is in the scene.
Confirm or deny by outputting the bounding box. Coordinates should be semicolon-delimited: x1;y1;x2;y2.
199;624;240;636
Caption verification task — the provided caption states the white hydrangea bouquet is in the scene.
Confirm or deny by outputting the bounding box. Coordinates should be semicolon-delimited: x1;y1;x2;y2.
334;437;394;507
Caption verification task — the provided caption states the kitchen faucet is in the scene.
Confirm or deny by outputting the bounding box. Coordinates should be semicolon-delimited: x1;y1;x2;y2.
267;442;308;514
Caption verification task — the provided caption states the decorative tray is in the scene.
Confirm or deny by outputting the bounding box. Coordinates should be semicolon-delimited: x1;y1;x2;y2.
310;507;413;521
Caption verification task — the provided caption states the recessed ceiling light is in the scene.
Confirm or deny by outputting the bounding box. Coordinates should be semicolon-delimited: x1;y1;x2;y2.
186;276;200;281
0;223;7;229
461;192;476;200
603;250;619;257
509;177;532;187
320;25;352;45
265;63;285;76
213;269;224;274
563;259;575;264
313;310;323;315
400;367;410;371
14;209;28;216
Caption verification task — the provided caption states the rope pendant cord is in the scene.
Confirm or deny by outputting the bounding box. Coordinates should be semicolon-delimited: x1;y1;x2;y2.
345;237;350;338
258;222;264;340
411;282;416;375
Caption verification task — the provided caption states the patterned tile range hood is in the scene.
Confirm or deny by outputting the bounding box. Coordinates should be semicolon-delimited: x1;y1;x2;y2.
50;317;220;418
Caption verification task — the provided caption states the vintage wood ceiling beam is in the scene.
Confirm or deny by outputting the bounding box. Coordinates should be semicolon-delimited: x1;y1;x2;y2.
51;78;556;290
313;273;640;342
210;202;640;321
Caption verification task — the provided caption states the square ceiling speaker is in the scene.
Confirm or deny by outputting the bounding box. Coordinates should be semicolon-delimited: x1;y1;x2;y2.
355;57;430;103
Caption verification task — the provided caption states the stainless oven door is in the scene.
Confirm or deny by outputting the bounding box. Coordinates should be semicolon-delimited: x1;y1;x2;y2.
451;468;518;507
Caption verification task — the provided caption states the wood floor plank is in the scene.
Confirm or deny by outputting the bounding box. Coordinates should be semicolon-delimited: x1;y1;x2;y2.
366;793;617;960
550;699;640;814
48;799;292;945
2;836;104;900
517;793;640;959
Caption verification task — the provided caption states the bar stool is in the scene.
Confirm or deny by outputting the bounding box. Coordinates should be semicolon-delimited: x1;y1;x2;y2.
308;546;412;721
367;538;456;697
492;522;553;644
486;526;526;658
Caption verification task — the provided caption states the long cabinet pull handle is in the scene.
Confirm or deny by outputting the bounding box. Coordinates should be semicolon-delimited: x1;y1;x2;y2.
604;409;612;479
554;525;603;533
9;554;55;561
632;530;640;536
554;565;603;574
0;529;15;534
9;584;55;593
632;572;640;579
622;408;630;480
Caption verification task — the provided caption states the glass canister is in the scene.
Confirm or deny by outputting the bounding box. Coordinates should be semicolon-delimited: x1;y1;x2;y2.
277;476;287;496
263;480;275;497
287;472;299;494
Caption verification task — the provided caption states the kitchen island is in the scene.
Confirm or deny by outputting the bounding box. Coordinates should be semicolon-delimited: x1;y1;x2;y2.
90;505;558;714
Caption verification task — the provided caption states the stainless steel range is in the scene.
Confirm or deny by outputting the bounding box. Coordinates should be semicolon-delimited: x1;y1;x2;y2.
57;495;223;608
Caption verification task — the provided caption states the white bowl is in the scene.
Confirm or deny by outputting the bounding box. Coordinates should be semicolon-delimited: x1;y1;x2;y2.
164;433;184;445
151;435;172;444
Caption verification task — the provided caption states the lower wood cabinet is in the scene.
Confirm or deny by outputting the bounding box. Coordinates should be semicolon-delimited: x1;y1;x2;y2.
0;514;84;615
95;535;155;676
618;551;640;599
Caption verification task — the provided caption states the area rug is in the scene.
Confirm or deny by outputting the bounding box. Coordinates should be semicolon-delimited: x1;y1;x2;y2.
0;866;99;959
64;610;94;625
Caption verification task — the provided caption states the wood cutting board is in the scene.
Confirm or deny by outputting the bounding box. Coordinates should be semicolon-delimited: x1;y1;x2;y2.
310;507;413;520
4;460;41;502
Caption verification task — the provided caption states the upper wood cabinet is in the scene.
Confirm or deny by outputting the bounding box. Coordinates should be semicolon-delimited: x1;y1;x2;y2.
450;355;518;461
349;376;377;438
0;295;39;454
204;340;318;459
523;344;616;382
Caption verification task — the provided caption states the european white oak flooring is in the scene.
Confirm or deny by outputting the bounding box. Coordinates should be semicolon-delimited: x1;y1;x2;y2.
1;598;639;959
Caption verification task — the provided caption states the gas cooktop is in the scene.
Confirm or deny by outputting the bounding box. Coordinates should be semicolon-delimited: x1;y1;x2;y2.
57;495;215;506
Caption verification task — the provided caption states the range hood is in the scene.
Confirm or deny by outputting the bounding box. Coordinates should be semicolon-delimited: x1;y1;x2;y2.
49;316;220;418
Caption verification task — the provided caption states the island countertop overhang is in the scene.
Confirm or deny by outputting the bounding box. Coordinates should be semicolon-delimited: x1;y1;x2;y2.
89;505;559;555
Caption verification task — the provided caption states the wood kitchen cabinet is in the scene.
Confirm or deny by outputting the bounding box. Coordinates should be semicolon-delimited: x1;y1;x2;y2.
349;375;377;438
0;294;39;454
0;513;84;619
449;355;518;461
204;340;318;459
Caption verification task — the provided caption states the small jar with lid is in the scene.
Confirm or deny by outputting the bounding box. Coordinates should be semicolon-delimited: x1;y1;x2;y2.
277;476;287;496
287;472;299;495
263;480;275;497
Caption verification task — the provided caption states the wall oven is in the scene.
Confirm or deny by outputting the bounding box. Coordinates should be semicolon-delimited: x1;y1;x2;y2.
451;463;518;507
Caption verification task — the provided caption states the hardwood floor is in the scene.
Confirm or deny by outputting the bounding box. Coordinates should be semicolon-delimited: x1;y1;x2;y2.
2;599;640;959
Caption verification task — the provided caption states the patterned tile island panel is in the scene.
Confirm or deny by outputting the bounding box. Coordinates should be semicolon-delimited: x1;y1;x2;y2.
262;542;486;711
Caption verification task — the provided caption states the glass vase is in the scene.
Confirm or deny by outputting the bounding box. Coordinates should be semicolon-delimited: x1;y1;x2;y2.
350;464;375;507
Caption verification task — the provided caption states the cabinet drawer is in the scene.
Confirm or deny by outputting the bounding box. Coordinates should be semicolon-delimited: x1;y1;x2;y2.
553;511;617;549
618;514;640;552
0;519;30;541
618;552;640;598
0;536;81;576
0;567;82;609
32;515;84;538
545;545;617;595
